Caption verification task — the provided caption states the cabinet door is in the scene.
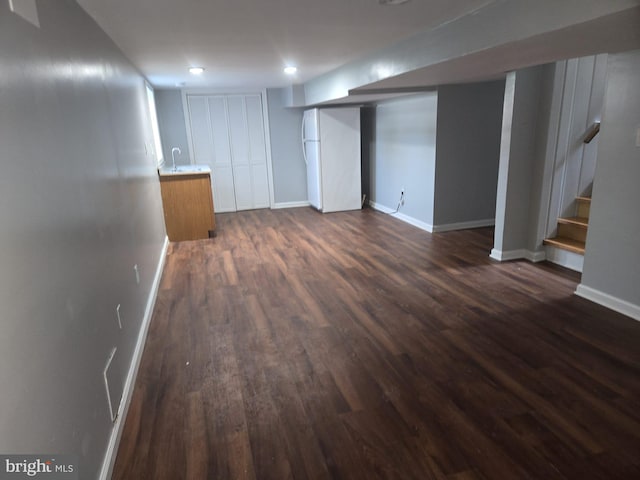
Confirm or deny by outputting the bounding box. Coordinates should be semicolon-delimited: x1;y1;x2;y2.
160;174;214;241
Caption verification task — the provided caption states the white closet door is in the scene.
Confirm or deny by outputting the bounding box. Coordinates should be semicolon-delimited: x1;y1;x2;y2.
207;96;236;212
227;96;253;211
187;95;236;212
187;93;270;212
246;95;270;208
187;96;213;164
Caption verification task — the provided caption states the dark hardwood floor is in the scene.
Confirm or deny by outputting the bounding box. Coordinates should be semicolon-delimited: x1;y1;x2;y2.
112;207;640;480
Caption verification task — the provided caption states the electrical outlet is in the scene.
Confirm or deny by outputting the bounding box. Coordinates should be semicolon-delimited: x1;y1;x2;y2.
133;264;140;284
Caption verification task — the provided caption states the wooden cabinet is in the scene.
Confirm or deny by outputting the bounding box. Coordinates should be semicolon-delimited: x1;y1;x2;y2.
159;172;216;241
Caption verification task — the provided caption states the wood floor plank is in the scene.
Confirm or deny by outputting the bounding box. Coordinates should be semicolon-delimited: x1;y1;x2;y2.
112;208;640;479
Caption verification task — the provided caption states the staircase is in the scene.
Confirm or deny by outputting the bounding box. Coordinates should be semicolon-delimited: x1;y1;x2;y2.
543;196;591;254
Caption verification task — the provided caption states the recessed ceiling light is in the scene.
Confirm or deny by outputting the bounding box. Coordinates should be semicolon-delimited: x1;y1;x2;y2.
379;0;410;5
375;66;392;79
188;67;205;75
284;66;297;75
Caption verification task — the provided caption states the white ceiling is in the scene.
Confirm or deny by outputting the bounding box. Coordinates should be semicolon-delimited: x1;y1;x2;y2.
351;7;640;93
76;0;494;89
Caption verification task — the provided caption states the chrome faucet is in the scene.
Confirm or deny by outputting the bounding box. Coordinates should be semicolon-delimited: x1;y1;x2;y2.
171;147;181;171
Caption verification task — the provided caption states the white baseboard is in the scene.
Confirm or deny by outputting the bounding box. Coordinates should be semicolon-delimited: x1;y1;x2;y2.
271;201;310;210
489;248;546;262
368;200;395;214
432;218;495;233
545;245;583;272
490;248;526;261
575;284;640;322
99;235;169;480
369;201;434;233
394;212;434;233
525;249;547;263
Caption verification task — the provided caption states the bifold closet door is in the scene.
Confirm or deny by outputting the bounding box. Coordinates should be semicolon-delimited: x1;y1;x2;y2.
187;93;270;212
245;95;271;209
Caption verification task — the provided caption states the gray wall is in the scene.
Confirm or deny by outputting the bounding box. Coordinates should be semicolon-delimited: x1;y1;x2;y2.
580;49;640;307
360;106;376;203
0;1;166;478
433;81;505;226
526;63;558;252
266;88;308;204
494;66;552;253
155;89;190;167
369;93;438;226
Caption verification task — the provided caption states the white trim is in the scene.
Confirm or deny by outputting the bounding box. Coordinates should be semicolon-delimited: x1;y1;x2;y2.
490;248;526;261
394;212;434;233
99;236;169;480
369;201;434;233
368;200;395;214
489;248;546;262
525;250;547;263
575;284;640;322
432;218;495;233
271;201;310;210
181;86;269;95
545;245;583;272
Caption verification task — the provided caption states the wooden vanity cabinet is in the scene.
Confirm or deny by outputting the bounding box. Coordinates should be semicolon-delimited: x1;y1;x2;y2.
159;173;216;241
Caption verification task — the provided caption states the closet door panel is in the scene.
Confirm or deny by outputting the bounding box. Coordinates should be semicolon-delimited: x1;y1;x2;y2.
208;96;232;167
227;96;250;168
252;164;270;209
207;96;236;212
246;95;270;208
246;95;267;166
187;96;214;164
232;165;253;211
227;96;252;209
211;167;236;213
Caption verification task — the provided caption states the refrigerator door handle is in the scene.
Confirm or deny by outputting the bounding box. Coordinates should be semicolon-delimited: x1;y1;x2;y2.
301;115;308;166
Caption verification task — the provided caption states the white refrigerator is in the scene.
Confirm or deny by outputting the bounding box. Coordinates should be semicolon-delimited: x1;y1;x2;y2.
302;108;362;213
